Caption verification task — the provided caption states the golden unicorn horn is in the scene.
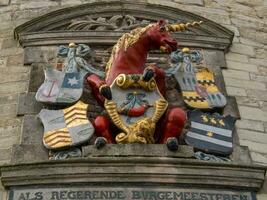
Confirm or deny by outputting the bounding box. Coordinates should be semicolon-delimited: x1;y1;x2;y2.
167;21;203;32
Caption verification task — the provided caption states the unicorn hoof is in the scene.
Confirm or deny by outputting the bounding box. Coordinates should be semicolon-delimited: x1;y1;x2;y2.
100;85;112;100
143;69;154;82
166;137;179;151
94;137;107;149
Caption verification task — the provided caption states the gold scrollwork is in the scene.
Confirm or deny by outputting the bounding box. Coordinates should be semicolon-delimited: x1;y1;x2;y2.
115;74;157;91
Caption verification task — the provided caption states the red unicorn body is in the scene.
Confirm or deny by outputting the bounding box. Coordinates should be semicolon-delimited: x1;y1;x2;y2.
87;20;194;148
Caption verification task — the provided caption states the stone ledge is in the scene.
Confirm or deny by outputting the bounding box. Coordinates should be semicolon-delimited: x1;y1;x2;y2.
1;146;266;191
82;144;194;158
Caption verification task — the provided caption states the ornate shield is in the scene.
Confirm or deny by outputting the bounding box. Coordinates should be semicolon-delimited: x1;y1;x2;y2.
104;74;168;144
35;67;83;104
170;49;227;109
185;110;236;155
38;101;94;150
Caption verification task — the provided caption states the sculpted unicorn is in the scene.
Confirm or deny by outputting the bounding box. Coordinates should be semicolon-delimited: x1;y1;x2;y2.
87;20;202;150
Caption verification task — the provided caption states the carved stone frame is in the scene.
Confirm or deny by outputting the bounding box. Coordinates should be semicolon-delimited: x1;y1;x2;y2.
1;0;266;194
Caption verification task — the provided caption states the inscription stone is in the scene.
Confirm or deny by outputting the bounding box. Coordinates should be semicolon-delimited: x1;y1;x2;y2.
8;186;256;200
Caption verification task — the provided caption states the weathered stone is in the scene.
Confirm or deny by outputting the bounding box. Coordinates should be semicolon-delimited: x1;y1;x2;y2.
226;86;247;96
247;89;267;101
83;144;194;158
239;28;267;45
147;0;181;8
0;93;18;105
239;106;267;122
236;119;265;132
222;69;250;80
231;145;252;165
225;53;249;63
240;140;267;154
202;50;227;68
255;48;267;59
223;25;240;37
238;129;267;144
229;4;257;17
0;104;17;117
240;37;264;48
0;81;28;94
21;115;44;145
20;1;59;9
250;58;267;67
0;57;7;67
250;152;267;166
223;96;240;119
0;66;30;73
231;15;264;29
255;6;267;18
236;96;260;107
24;46;57;65
6;54;24;66
28;64;45;92
0;117;21;128
236;0;263;6
224;77;266;90
0;0;9;6
0;148;11;164
17;93;44;116
258;194;267;200
0;126;20;149
250;73;267;82
1;38;18;49
11;144;48;164
174;0;204;6
0;47;23;57
0;72;29;84
230;43;255;57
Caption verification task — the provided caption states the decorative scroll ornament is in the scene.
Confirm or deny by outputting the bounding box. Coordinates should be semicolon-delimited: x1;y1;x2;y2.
194;151;231;162
38;101;94;150
168;48;227;109
185;110;236;156
49;148;82;160
105;74;168;144
68;15;151;31
35;43;104;105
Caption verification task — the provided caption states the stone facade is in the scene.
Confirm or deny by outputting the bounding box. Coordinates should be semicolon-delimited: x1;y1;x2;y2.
0;0;266;199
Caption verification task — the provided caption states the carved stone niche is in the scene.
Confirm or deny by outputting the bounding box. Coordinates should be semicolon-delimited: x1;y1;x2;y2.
1;1;266;200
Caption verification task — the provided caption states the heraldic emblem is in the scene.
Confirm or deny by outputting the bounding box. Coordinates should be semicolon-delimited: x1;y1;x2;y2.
35;18;236;161
185;110;236;155
38;101;94;149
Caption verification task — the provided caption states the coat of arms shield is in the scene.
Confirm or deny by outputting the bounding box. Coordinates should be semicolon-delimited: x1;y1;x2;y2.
185;110;236;155
38;101;94;149
36;67;83;104
104;74;168;144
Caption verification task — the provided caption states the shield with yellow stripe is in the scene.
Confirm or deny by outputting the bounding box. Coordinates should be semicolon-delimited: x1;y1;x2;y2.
171;49;227;110
38;101;94;150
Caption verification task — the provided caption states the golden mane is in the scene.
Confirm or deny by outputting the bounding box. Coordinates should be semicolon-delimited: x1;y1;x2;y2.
105;23;155;77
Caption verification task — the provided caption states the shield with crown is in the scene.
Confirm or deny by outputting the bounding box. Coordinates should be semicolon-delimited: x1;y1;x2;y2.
171;49;227;110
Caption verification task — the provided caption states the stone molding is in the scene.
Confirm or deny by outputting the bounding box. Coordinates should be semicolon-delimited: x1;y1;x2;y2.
14;1;234;50
1;154;265;191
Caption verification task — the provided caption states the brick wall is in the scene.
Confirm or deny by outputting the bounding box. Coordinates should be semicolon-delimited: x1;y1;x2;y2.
0;0;266;199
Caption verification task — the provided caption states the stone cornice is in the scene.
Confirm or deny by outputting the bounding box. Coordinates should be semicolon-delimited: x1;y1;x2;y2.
14;1;234;51
1;156;265;191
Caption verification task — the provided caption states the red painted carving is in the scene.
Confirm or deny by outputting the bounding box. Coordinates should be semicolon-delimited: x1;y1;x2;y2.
87;20;188;145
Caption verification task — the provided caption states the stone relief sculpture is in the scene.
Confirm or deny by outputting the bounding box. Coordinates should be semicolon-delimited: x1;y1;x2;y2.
68;15;151;31
168;48;227;109
36;19;235;160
